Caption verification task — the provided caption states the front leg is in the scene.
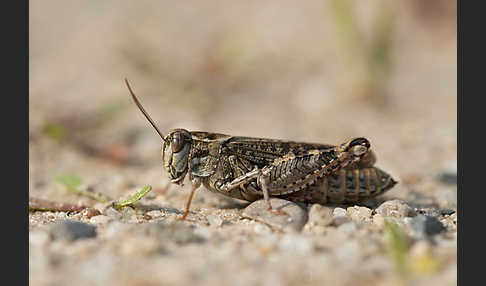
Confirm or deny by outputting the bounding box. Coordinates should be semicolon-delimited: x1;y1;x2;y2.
179;177;202;220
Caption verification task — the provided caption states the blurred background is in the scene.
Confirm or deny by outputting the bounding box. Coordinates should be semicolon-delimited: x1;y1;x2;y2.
29;1;456;285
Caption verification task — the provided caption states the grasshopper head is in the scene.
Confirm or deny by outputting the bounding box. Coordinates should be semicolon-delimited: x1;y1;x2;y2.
162;129;192;185
339;137;371;160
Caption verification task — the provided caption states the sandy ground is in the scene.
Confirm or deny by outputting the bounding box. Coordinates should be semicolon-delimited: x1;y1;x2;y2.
29;1;456;285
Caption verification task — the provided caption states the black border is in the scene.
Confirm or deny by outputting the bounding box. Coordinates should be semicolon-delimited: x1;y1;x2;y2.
5;0;29;284
459;0;485;283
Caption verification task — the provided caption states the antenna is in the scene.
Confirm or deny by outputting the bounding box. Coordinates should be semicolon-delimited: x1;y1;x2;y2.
124;78;167;142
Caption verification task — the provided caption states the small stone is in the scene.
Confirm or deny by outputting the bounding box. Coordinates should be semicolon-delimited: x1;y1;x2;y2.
145;210;165;218
89;215;112;225
81;208;101;219
206;214;223;228
242;198;308;232
409;215;446;237
347;206;372;223
49;220;96;241
375;200;416;218
307;204;334;227
333;207;347;217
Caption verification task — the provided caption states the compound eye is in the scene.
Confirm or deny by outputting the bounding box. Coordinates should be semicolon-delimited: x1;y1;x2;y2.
348;138;370;150
171;132;184;153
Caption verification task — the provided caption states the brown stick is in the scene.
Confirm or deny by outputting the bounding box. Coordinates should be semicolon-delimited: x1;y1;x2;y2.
29;197;87;212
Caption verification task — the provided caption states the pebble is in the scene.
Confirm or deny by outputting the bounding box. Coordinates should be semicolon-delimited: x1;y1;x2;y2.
409;215;446;237
242;198;308;232
346;206;372;223
49;220;97;241
307;204;334;227
333;207;347;217
206;214;223;228
145;210;165;218
81;208;101;219
89;215;112;225
375;200;416;218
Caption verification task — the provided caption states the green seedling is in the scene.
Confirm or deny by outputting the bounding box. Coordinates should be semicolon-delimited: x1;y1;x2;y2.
113;185;152;210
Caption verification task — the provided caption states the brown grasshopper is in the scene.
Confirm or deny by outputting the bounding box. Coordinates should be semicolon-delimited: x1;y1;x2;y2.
125;79;397;220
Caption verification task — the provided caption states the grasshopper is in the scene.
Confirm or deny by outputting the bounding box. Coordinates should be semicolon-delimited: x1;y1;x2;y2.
125;79;397;220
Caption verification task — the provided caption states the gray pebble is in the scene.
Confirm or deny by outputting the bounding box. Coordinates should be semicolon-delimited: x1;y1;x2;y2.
49;220;96;241
242;198;308;232
375;200;416;218
409;215;446;237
